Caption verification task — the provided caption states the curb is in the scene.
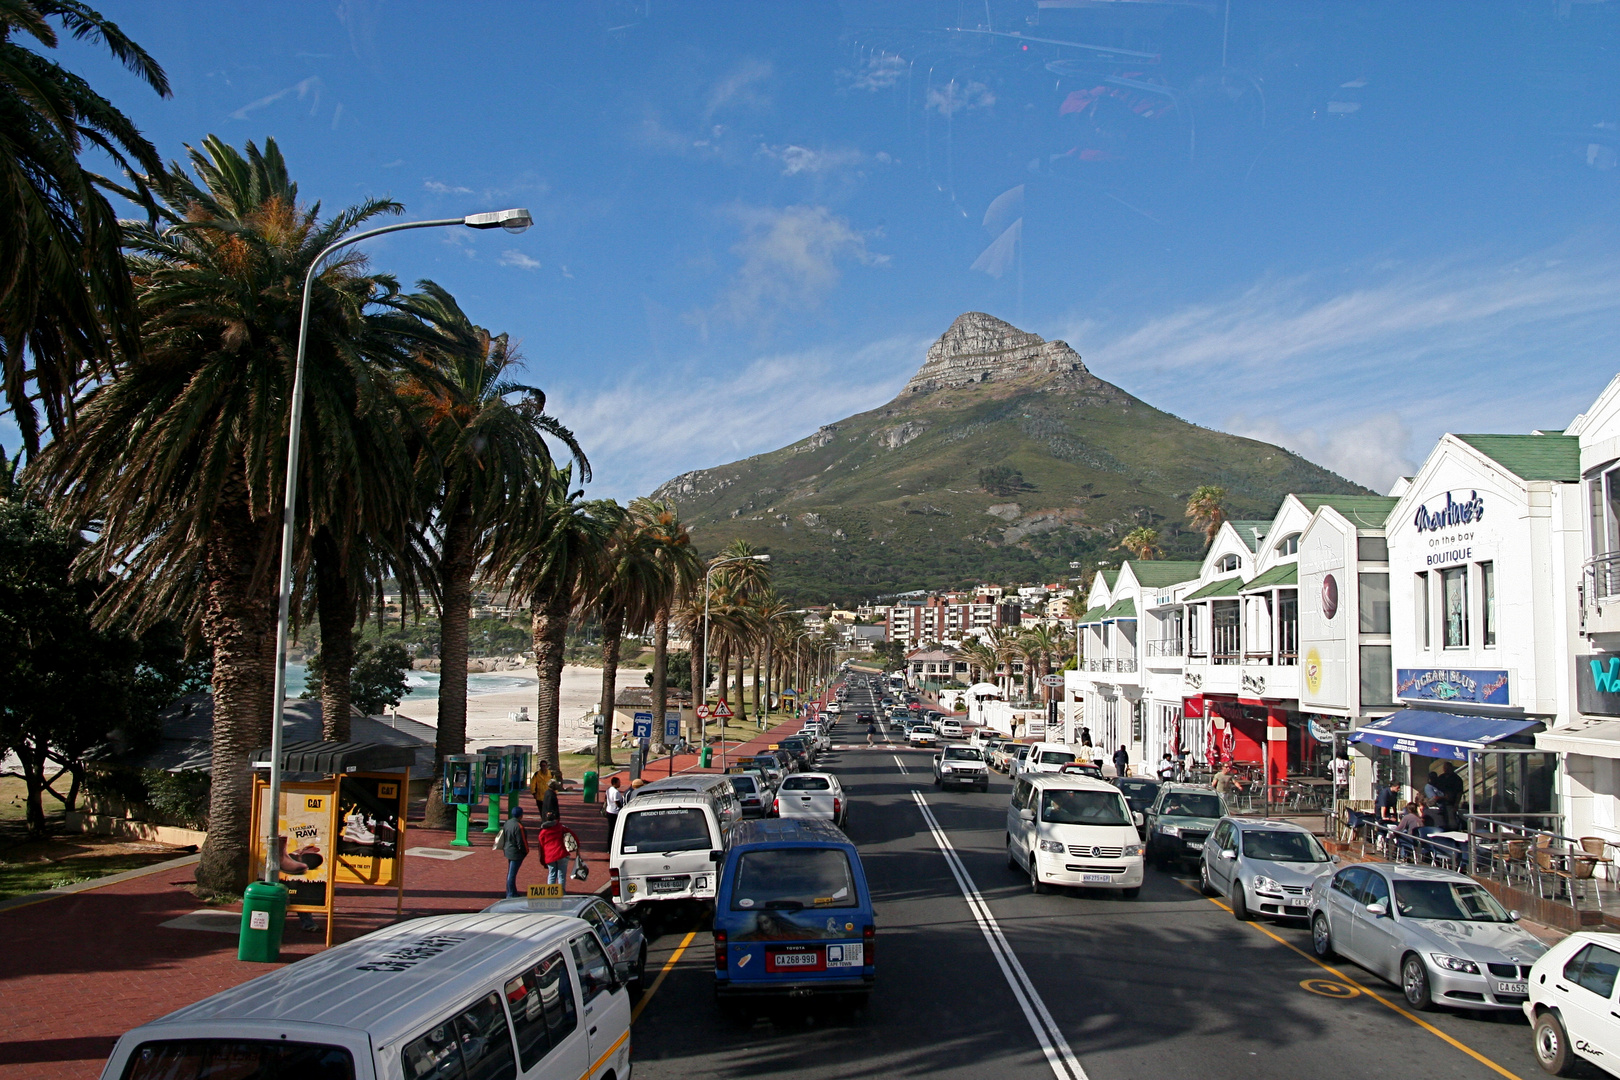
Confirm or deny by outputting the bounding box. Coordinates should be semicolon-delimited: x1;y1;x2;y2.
0;853;201;915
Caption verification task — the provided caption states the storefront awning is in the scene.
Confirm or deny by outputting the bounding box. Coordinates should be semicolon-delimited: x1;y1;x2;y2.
1348;710;1541;763
1536;718;1620;759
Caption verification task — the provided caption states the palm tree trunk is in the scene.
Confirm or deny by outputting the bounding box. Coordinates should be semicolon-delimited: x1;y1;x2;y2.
436;501;476;772
689;621;704;745
195;493;276;897
596;604;624;764
737;645;748;726
650;606;670;754
313;528;355;740
716;638;731;710
532;589;570;776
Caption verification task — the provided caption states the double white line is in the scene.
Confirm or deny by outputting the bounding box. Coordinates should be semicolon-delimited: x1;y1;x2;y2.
911;792;1090;1080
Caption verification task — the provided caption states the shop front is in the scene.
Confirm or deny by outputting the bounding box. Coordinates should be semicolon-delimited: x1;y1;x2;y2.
1348;708;1553;823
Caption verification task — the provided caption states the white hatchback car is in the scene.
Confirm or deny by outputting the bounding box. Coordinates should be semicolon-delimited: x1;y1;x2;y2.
774;771;847;827
936;718;964;738
1526;931;1620;1076
908;724;937;747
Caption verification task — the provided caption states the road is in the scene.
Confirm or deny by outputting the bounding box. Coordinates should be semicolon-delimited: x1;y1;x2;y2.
627;680;1544;1079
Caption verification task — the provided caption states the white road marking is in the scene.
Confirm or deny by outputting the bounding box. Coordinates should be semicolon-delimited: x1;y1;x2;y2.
911;791;1090;1080
892;755;908;775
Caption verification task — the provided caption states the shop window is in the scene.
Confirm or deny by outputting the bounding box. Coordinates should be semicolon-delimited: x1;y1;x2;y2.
1359;645;1393;706
1480;561;1496;647
1358;574;1390;634
1415;573;1431;649
1356;535;1389;562
1275;532;1300;556
1441;567;1469;648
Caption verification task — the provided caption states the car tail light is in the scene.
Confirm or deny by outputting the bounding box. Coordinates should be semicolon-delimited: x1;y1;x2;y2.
714;930;728;971
833;797;841;819
863;924;875;965
773;798;781;815
609;866;620;900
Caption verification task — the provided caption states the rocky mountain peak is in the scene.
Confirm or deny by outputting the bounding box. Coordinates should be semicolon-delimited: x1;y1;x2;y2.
901;311;1088;397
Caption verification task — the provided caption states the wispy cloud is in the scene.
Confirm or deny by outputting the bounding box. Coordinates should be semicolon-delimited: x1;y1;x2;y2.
703;204;888;332
229;76;322;120
545;334;928;501
1226;411;1416;495
705;59;773;119
926;80;995;117
423;179;473;196
498;250;541;270
841;54;906;93
757;144;866;176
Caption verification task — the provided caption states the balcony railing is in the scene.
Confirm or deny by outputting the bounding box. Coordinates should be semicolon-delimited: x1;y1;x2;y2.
1144;639;1184;657
1588;552;1620;603
1212;652;1241;666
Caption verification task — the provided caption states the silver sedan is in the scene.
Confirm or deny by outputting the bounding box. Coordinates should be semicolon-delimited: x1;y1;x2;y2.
1308;862;1546;1012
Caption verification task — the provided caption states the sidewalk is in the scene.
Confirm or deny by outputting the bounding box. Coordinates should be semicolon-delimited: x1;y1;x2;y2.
0;715;805;1080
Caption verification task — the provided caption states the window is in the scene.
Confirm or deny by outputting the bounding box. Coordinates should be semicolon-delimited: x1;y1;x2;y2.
1277;590;1299;663
401;993;517;1080
1360;645;1393;707
503;952;578;1073
1441;567;1469;648
125;1042;354;1080
1565;943;1620;999
1362;871;1391;910
1160;792;1225;818
1241;830;1330;862
1415;573;1431;648
1480;561;1496;647
1330;866;1368;901
781;776;831;791
1037;750;1076;765
618;807;712;853
1275;532;1300;556
1040;789;1131;825
730;848;858;911
1212;601;1241;663
1357;535;1389;562
1012;779;1032;808
1358;573;1390;634
569;933;615;1005
1217;553;1241;572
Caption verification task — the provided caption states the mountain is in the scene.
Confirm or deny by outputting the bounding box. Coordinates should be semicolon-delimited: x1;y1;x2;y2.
651;313;1369;602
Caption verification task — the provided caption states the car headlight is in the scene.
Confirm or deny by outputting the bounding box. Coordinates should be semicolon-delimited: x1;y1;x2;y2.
1039;839;1065;853
1430;954;1480;974
1123;843;1146;858
1158;824;1180;837
939;765;952;773
1253;876;1283;897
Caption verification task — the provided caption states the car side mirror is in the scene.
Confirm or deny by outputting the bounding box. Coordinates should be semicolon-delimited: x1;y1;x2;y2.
1331;854;1341;864
1220;849;1236;860
1019;808;1034;822
709;849;724;864
612;959;634;987
1509;909;1521;922
1133;812;1145;827
1365;902;1387;917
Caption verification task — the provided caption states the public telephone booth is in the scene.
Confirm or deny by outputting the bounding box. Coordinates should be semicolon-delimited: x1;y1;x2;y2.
443;752;480;847
479;746;506;834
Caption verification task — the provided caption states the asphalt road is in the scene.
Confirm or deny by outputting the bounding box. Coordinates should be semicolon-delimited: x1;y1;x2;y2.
628;681;1547;1079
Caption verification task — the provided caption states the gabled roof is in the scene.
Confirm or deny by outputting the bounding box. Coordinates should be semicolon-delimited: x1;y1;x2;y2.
1100;569;1120;589
1185;577;1244;601
1103;598;1137;620
1125;560;1204;588
1293;494;1399;529
1078;606;1107;624
1240;563;1298;590
1454;433;1580;482
1227;520;1270;552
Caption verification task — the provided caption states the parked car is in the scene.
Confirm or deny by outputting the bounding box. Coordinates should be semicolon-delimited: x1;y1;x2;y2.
907;724;938;747
933;745;990;791
776;736;813;769
1021;742;1083;776
1525;930;1620;1076
725;763;774;795
1059;761;1105;779
610;790;729;913
1114;777;1162;825
726;772;770;818
1006;772;1144;896
750;753;785;787
1199;817;1332;920
825;702;842;715
1308;862;1546;1012
484;892;648;990
1007;744;1034;775
1145;785;1228;870
713;818;875;1009
774;772;847;827
936;718;964;738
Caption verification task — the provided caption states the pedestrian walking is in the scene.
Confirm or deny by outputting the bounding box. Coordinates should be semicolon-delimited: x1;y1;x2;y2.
537;815;580;888
530;760;553;815
866;722;876;746
541;777;561;823
1112;744;1130;778
1435;761;1464;830
1079;727;1092;748
1329;754;1349;791
1157;753;1176;782
493;805;529;898
603;775;627;823
1213;764;1237;798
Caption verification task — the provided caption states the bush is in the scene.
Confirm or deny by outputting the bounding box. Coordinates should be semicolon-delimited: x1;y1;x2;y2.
979;465;1027;496
144;769;210;826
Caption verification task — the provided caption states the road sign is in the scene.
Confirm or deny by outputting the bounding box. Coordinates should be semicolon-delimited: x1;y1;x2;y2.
711;700;734;719
1041;674;1064;687
664;711;681;740
695;704;711;720
632;711;653;739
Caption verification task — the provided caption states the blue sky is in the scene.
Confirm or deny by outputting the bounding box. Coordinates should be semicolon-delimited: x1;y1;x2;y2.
36;0;1620;498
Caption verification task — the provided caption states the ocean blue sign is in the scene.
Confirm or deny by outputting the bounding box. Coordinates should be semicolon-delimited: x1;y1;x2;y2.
1395;668;1510;706
1578;653;1620;716
632;711;654;739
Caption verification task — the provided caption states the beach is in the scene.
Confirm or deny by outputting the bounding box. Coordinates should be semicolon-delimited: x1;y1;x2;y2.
389;663;647;753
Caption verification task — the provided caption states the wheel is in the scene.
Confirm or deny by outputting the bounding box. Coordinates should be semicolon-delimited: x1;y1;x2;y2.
1311;913;1335;960
1199;860;1215;896
1007;836;1019;873
632;942;648;990
933;776;941;788
1535;1010;1579;1076
1121;887;1140;899
978;783;989;793
1231;883;1251;921
1029;855;1050;894
1402;953;1434;1011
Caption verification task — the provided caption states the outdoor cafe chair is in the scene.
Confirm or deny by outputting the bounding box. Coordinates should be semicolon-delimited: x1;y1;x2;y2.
1535;835;1576;901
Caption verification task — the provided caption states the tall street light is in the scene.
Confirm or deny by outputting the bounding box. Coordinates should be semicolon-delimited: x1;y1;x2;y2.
701;553;769;770
259;208;533;888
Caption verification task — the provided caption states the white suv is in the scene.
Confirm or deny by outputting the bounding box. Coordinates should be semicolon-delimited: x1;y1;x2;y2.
933;745;989;792
908;725;937;747
936;718;964;738
1527;931;1620;1076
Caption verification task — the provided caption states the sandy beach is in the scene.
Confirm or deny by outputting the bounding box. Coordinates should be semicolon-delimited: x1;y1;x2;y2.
393;663;646;754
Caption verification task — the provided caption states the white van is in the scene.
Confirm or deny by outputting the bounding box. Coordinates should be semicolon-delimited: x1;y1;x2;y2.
632;773;742;832
99;912;633;1080
610;790;728;912
1006;773;1145;897
1020;742;1082;775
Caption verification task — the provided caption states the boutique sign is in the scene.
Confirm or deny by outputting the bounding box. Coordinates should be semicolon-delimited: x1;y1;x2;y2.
1413;490;1485;533
1578;653;1620;717
1396;667;1511;706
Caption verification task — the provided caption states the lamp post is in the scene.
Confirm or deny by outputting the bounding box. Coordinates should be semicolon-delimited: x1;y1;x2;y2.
701;553;769;770
258;208;533;889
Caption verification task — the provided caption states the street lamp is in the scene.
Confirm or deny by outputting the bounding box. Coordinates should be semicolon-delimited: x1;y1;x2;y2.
701;553;770;770
259;208;533;889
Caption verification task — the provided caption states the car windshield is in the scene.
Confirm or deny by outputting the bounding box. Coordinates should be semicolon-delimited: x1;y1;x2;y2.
1041;790;1131;826
729;776;758;794
943;747;983;761
913;727;934;735
754;757;778;769
731;848;859;911
1037;750;1076;765
1393;880;1514;922
619;808;712;853
1160;793;1224;818
781;776;831;791
1241;830;1330;863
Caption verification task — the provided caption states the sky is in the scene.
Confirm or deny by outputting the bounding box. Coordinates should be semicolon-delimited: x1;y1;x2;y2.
32;0;1620;498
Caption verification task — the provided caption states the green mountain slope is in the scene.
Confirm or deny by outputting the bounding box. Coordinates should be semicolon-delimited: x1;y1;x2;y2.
652;313;1368;602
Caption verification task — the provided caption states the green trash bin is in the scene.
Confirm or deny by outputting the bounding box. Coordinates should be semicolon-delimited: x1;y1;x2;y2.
582;769;599;804
700;744;713;769
238;880;289;963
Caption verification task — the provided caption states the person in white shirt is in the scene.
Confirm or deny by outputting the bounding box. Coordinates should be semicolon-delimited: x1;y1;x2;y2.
1329;755;1349;790
603;775;627;820
1157;754;1176;782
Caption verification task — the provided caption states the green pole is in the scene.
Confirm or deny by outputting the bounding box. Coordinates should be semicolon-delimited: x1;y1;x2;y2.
451;804;471;848
484;795;501;834
505;790;519;817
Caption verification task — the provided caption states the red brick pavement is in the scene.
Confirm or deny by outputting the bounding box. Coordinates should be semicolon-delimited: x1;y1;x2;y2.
0;716;805;1080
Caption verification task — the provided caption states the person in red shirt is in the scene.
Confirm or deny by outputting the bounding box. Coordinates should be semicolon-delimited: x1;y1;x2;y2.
537;815;580;888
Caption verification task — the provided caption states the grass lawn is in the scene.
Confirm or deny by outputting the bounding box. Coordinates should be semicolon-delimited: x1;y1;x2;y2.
0;777;191;902
0;775;66;827
0;849;185;902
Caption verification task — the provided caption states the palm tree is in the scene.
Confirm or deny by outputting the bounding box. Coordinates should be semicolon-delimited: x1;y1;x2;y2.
633;501;701;754
0;0;169;455
38;137;416;894
1115;526;1163;561
1186;485;1228;548
588;509;668;764
399;282;583;788
957;637;999;686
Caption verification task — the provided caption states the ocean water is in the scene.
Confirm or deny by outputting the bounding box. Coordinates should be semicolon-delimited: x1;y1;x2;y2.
283;662;533;703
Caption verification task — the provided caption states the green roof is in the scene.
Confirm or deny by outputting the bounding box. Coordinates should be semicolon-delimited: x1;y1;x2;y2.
1294;494;1400;529
1078;606;1106;624
1103;598;1137;620
1227;520;1270;552
1100;569;1120;589
1240;562;1298;590
1455;433;1580;483
1125;560;1204;588
1185;576;1244;601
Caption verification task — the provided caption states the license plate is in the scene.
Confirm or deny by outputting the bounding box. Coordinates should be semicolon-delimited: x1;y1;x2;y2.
767;950;824;971
1494;980;1527;996
1187;841;1204;850
1081;873;1113;883
647;877;688;894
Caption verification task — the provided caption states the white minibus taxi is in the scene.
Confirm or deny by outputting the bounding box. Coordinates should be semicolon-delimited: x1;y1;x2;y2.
99;911;633;1080
631;774;741;832
1006;773;1145;897
610;790;729;913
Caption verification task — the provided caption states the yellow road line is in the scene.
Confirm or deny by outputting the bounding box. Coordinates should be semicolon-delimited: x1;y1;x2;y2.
631;928;698;1023
1178;880;1524;1080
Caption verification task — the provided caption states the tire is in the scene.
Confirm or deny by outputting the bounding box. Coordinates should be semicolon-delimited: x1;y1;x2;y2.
1199;860;1215;896
1122;887;1140;899
1534;1010;1579;1076
1007;836;1020;873
631;942;648;992
933;776;942;788
1030;854;1050;895
978;783;989;793
1231;883;1251;921
1311;913;1335;960
1402;953;1434;1011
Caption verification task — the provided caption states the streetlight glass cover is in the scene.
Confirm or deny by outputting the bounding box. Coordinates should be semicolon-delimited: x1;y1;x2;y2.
463;208;533;232
754;554;771;562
